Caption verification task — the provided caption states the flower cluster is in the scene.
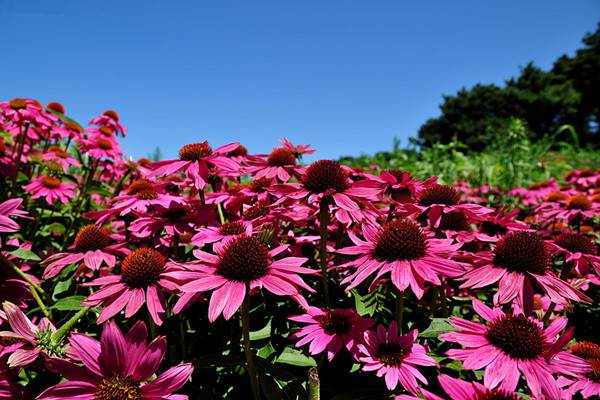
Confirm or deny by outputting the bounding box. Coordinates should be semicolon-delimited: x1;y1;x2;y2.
0;97;599;399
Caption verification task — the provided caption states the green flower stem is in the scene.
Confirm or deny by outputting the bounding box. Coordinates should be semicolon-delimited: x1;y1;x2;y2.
242;293;261;400
51;307;90;342
0;253;45;295
395;289;405;334
318;198;331;306
217;202;226;225
308;367;320;400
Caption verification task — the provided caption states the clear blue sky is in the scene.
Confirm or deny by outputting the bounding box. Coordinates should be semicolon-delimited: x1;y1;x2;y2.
2;1;598;161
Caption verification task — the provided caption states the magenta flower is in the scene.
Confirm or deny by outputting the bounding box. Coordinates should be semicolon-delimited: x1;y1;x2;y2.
475;205;530;242
435;374;521;400
38;320;193;400
24;176;76;205
0;302;57;368
148;141;241;190
508;179;559;206
370;169;436;203
82;248;182;325
339;219;467;298
558;341;600;398
357;322;436;393
549;231;600;276
289;307;373;361
40;146;80;170
0;198;28;233
440;299;584;399
179;236;316;321
191;220;253;246
245;146;305;182
459;231;590;313
89;109;127;136
536;194;599;223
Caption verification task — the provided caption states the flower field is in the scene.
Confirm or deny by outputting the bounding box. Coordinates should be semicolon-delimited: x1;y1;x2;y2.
1;98;600;399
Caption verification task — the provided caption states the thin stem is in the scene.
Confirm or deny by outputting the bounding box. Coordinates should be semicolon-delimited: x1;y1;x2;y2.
307;367;320;400
542;302;556;326
318;198;331;306
51;307;90;342
31;285;52;320
199;189;206;206
217;202;226;225
395;290;404;334
0;253;45;294
242;293;261;400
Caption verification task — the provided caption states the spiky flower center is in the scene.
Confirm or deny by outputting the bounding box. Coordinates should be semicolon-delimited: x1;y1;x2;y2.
47;102;65;114
126;179;154;195
9;98;27;110
387;169;412;182
373;219;427;262
376;342;409;366
317;310;351;335
179;142;212;161
49;146;69;159
103;110;120;121
493;232;548;275
121;249;165;288
99;126;113;136
75;225;112;251
554;232;596;255
41;176;61;189
418;184;461;206
243;202;269;220
219;221;246;236
528;180;552;190
268;148;295;167
486;315;545;360
571;341;600;360
566;194;592;210
438;211;471;231
228;144;248;157
94;375;141;400
545;191;568;202
480;221;508;237
216;236;271;282
97;138;114;150
587;359;600;382
302;160;349;194
249;177;272;192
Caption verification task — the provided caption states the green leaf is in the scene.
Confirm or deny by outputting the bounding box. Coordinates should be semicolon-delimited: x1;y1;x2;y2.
275;347;316;367
257;342;277;359
8;248;41;262
250;319;272;341
52;279;73;300
49;296;86;311
352;290;377;317
420;318;455;338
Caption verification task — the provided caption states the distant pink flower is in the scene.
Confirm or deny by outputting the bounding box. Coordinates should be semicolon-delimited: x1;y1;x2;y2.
0;198;28;233
459;231;590;313
179;236;316;321
440;299;583;399
82;248;182;325
191;220;252;246
148;141;240;190
79;135;124;160
0;302;56;368
357;322;436;393
536;194;599;223
370;169;436;203
24;176;76;205
289;307;373;361
40;146;80;170
508;179;559;206
128;201;211;239
565;168;599;189
42;224;129;279
549;231;600;276
38;320;193;400
280;138;315;158
246;146;305;183
558;341;600;398
475;206;530;242
339;219;467;298
89;109;127;136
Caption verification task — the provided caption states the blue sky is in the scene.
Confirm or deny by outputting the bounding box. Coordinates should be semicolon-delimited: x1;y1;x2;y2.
2;1;598;161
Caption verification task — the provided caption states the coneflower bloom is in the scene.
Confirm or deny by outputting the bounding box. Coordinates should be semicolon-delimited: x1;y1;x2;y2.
89;109;128;136
38;321;194;400
280;138;315;158
0;302;58;367
370;169;436;203
537;194;599;223
475;206;530;242
339;219;467;298
128;201;210;239
0;358;29;400
435;374;521;400
558;341;600;398
82;248;182;325
191;220;253;246
357;322;436;393
401;184;493;228
24;176;76;205
148;141;240;190
271;160;381;224
565;168;599;189
179;236;316;321
41;145;80;170
440;300;581;399
289;307;373;361
0;98;42;123
246;146;305;182
508;179;559;206
0;198;28;233
42;224;130;279
549;231;600;276
459;231;590;313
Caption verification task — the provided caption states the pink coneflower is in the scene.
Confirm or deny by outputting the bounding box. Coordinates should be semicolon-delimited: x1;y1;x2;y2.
128;201;211;239
0;302;58;368
558;341;600;398
440;299;583;399
401;184;493;228
549;231;600;276
435;374;521;400
289;307;373;361
357;322;436;393
148;141;241;190
38;320;193;400
0;357;29;400
41;145;80;170
179;236;316;321
475;206;530;242
280;138;315;158
371;169;436;203
42;224;130;279
565;168;599;189
0;98;42;123
191;220;252;246
80;135;124;160
0;198;28;233
339;219;467;298
246;146;305;182
82;248;182;325
89;109;127;136
459;231;589;313
537;194;599;223
508;179;559;206
24;176;76;205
